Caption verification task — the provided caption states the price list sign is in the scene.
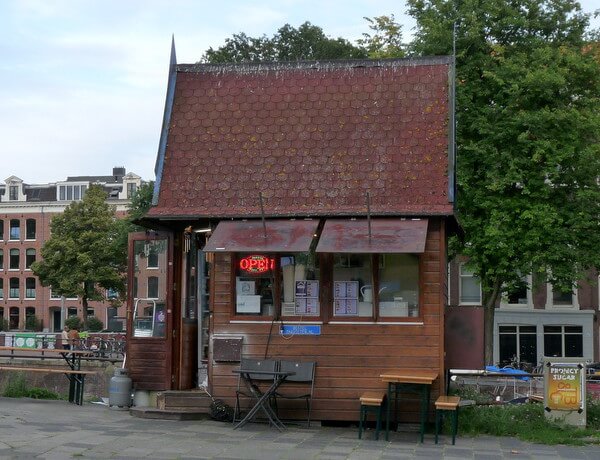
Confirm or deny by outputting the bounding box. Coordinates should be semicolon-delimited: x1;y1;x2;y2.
295;280;320;316
333;281;358;316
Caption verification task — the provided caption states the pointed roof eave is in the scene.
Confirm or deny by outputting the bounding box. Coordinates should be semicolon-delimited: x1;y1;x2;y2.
152;35;177;206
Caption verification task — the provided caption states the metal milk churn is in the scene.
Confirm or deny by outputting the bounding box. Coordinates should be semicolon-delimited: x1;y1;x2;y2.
109;368;132;408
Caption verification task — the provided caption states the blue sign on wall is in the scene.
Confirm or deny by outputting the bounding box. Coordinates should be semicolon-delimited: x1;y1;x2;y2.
280;325;321;336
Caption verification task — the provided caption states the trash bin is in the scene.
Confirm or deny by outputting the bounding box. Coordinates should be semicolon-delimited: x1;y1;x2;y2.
109;368;132;408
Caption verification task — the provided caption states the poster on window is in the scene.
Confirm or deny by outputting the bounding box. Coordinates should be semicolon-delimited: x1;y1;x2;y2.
295;280;319;315
333;281;359;316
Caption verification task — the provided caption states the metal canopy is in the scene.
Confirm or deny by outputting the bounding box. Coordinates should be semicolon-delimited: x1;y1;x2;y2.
204;219;319;253
315;219;428;253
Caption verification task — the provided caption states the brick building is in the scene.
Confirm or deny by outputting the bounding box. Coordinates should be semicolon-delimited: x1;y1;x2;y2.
0;167;142;332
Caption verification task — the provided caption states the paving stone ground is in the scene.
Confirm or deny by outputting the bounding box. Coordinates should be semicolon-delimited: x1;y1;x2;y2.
0;398;597;459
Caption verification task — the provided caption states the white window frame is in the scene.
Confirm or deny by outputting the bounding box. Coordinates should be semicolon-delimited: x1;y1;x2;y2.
545;283;579;310
56;182;88;202
459;263;482;305
500;275;533;309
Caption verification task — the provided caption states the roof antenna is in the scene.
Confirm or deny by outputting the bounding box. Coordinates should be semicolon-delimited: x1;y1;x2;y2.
366;192;372;240
259;192;267;238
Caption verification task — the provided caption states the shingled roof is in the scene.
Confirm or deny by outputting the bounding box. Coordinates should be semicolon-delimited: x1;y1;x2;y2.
149;57;453;219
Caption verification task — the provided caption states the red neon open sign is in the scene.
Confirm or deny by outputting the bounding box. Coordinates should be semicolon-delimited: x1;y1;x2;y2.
239;255;275;274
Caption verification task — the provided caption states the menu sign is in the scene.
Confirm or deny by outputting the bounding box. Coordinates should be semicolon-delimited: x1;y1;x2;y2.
295;280;319;316
333;281;359;316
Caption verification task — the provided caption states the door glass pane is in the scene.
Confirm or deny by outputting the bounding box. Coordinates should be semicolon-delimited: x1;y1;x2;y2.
133;239;168;338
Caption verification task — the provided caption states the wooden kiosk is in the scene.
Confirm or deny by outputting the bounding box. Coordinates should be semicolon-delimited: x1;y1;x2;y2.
127;47;455;423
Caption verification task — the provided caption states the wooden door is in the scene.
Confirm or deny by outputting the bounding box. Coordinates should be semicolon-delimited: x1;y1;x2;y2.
126;231;174;390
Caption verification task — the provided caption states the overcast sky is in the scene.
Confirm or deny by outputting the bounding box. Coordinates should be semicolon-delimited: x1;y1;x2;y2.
1;0;598;184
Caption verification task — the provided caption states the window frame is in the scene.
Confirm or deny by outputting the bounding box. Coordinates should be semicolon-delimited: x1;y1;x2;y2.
25;278;36;299
458;263;482;305
9;219;20;240
543;325;583;358
25;219;36;240
545;283;579;310
147;276;159;300
500;275;533;309
9;248;20;270
9;278;19;299
25;248;36;269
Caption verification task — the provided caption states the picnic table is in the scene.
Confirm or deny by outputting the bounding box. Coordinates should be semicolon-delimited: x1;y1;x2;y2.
0;346;97;405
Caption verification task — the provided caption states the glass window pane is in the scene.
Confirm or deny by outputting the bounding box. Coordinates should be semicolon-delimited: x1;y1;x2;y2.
333;254;371;317
553;288;572;305
564;326;582;333
499;325;517;333
544;333;562;357
499;333;517;366
565;334;583;357
519;332;537;367
379;254;419;317
281;252;319;317
235;253;276;316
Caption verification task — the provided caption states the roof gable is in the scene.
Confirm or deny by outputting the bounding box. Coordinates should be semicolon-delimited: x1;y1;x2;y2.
149;57;453;219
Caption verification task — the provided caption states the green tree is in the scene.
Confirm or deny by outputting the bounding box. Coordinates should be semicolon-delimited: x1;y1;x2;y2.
202;21;367;63
357;15;405;58
407;0;600;364
32;185;127;328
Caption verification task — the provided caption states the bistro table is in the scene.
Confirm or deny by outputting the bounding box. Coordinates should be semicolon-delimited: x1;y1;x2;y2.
232;369;295;431
380;370;439;442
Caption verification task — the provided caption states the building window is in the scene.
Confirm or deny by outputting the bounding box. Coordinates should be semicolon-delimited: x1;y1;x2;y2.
544;325;583;357
25;278;36;299
58;184;87;201
127;182;137;198
133;277;138;299
25;219;36;240
498;325;537;369
0;279;3;299
148;276;159;299
49;290;61;300
67;307;78;317
459;264;481;304
25;249;36;269
235;254;277;316
147;249;159;269
279;253;319;317
546;284;579;309
501;275;531;308
9;307;19;329
378;254;419;317
9;185;19;201
9;219;20;240
25;307;36;329
0;219;4;240
9;249;19;270
0;249;3;270
9;278;19;299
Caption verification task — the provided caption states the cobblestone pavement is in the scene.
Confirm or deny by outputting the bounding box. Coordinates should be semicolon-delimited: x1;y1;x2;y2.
0;398;598;459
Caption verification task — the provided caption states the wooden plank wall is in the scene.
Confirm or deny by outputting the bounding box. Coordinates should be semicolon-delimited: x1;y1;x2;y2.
128;339;171;390
208;218;446;422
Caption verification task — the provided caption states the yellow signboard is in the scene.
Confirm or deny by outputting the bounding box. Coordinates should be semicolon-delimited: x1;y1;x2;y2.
547;365;581;410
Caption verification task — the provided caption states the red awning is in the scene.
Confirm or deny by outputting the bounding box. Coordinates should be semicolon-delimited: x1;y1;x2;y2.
315;219;428;253
204;219;319;253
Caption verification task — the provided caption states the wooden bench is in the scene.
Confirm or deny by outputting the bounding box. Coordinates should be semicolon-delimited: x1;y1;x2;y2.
0;366;97;406
434;395;460;445
358;391;386;440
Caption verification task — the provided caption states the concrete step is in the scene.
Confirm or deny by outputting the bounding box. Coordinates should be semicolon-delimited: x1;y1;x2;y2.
129;406;208;421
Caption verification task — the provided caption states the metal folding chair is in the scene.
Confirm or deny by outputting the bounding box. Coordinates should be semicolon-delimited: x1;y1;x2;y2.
272;360;316;427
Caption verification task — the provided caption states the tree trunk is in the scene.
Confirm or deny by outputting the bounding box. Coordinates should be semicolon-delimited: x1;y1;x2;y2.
483;276;502;365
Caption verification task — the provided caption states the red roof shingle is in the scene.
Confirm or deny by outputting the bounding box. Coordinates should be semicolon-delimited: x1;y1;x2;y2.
149;58;453;219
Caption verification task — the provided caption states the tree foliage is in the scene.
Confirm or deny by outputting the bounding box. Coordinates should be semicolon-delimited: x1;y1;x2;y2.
357;15;405;58
32;185;127;327
202;17;406;63
203;22;367;63
407;0;600;363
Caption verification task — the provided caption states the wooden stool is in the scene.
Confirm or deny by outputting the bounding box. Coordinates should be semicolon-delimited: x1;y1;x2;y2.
359;391;386;440
434;395;460;445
